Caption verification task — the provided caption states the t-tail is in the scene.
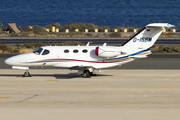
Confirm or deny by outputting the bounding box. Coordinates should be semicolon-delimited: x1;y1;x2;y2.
122;23;175;50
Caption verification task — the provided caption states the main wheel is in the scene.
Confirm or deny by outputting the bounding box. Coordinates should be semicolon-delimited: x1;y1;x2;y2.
81;70;91;78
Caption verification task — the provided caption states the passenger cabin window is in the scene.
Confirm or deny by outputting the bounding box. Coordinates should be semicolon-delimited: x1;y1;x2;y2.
42;49;50;55
33;48;43;55
73;49;78;53
82;49;88;53
64;49;69;53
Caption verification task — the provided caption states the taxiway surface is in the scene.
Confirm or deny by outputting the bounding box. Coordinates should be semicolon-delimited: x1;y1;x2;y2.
0;69;180;120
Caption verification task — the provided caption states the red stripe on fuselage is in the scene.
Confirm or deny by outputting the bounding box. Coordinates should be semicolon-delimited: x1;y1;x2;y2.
36;58;128;63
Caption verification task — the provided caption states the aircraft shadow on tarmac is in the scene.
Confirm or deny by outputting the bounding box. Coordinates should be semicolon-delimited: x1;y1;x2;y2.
0;73;112;79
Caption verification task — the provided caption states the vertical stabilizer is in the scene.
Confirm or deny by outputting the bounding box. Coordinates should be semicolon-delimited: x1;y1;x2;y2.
122;23;175;50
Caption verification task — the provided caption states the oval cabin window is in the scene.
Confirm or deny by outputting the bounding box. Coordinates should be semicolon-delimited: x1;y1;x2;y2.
73;49;78;53
64;49;69;53
82;49;88;53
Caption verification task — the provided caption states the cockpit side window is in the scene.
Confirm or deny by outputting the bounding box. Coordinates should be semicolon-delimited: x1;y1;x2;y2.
42;49;50;55
33;48;43;55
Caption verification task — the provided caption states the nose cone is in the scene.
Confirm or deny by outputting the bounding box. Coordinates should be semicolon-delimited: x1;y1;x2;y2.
5;58;11;65
5;56;19;66
5;53;35;66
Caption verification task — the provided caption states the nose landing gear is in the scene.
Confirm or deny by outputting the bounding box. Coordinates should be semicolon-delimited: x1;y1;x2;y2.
23;70;31;77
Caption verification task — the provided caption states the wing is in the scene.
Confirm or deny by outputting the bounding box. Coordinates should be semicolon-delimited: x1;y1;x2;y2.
69;66;96;75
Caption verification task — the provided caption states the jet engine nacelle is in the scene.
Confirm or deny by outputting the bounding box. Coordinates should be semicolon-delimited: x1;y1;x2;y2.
95;46;122;58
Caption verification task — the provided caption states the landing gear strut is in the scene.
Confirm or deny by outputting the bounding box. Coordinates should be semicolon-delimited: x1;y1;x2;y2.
23;70;31;77
90;72;97;76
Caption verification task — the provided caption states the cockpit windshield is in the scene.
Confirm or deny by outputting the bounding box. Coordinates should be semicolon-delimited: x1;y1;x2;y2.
33;48;43;55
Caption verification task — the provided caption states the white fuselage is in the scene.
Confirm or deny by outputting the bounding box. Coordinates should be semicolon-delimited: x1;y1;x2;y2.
5;45;147;69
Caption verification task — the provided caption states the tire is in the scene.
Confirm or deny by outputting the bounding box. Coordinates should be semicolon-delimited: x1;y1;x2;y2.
23;72;31;77
81;70;91;78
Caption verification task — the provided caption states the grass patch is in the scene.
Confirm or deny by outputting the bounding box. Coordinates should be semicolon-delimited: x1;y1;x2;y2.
0;41;84;53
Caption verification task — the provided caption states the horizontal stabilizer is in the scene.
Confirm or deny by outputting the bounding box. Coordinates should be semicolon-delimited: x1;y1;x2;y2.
146;23;175;28
129;55;147;58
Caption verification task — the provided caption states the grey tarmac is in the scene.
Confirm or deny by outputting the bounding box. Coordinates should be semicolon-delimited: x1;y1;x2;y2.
0;69;180;120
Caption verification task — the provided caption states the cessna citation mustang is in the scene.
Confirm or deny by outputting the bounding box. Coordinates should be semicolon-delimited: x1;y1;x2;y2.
5;23;174;78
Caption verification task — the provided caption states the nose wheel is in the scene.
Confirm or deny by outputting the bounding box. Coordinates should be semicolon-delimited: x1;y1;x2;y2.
23;70;31;77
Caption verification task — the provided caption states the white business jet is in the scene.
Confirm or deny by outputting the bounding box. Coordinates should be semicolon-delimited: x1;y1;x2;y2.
5;23;174;78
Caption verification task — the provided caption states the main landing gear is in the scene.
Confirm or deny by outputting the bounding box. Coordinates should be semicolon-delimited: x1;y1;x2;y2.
81;70;96;78
23;70;31;77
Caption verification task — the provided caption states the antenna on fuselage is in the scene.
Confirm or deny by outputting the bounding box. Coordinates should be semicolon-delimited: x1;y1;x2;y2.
86;42;92;46
103;43;107;46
